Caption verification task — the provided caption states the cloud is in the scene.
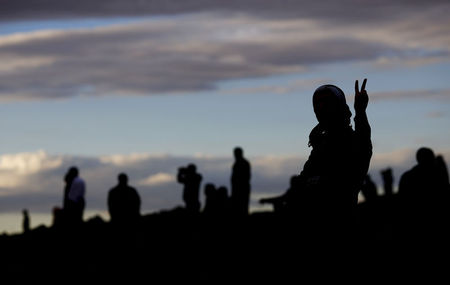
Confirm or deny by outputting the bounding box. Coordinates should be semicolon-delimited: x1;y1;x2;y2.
0;150;63;175
370;89;450;102
425;111;446;118
0;150;63;188
138;172;176;186
0;0;448;23
0;3;449;102
220;78;331;95
0;16;394;101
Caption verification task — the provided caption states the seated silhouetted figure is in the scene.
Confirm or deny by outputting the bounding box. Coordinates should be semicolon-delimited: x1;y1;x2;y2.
231;147;251;217
361;174;378;203
381;168;394;196
260;175;300;214
108;173;141;225
290;79;372;228
177;164;202;213
63;166;86;225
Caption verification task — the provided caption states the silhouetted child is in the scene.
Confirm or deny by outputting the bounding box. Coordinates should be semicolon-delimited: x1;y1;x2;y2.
361;174;377;203
381;168;394;196
203;183;218;216
108;173;141;225
231;147;251;216
291;79;372;228
177;164;202;213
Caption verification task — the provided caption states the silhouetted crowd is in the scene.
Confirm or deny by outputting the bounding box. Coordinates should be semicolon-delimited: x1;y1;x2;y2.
3;79;450;283
16;79;449;235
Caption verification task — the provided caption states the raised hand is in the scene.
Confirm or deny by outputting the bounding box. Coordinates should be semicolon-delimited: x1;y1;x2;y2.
354;78;368;113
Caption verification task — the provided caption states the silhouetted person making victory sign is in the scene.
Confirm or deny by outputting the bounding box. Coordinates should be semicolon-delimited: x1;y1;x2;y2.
231;147;251;216
290;79;372;228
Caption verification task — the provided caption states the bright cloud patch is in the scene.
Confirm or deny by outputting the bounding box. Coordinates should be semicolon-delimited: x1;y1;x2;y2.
138;172;175;186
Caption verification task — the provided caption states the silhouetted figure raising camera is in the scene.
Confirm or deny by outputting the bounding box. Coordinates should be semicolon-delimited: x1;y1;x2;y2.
381;168;394;196
361;174;378;203
63;166;86;225
108;173;141;225
290;79;372;229
231;147;251;217
177;164;202;213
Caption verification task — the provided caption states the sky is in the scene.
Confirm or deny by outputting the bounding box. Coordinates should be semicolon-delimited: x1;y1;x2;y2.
0;0;449;233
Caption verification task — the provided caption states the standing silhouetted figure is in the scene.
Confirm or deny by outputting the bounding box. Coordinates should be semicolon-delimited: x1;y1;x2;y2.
231;147;251;216
435;155;450;192
216;186;230;216
177;164;202;213
291;79;372;228
203;183;218;216
63;167;86;225
381;168;394;196
22;209;30;233
361;174;378;203
108;173;141;225
399;148;448;207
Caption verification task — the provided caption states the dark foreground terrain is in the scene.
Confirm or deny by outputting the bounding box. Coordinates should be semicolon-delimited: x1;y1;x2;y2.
1;195;449;284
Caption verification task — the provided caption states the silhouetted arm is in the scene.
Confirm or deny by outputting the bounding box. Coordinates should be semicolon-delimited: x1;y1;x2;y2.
177;172;185;183
354;79;372;181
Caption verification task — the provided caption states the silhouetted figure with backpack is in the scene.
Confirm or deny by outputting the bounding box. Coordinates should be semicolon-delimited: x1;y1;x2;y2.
63;166;86;225
231;147;251;216
399;148;449;217
381;168;394;196
108;173;141;225
290;79;372;230
399;148;437;200
178;164;202;213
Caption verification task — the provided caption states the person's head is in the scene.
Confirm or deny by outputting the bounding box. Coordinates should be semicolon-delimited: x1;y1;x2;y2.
313;84;351;129
118;173;128;185
217;186;228;198
234;147;243;159
416;147;435;167
187;164;197;174
204;183;216;196
65;166;79;181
